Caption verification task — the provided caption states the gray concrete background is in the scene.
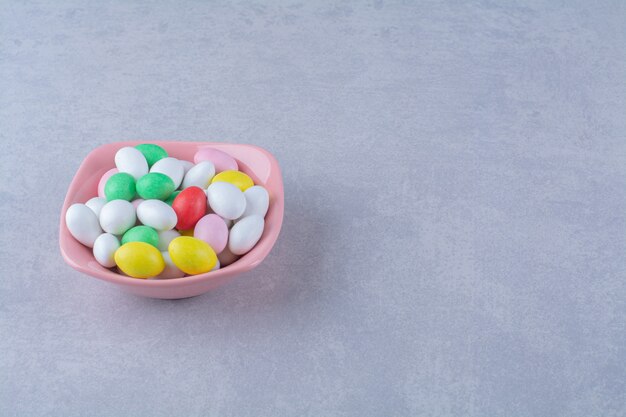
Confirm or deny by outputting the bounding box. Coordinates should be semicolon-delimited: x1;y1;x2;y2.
1;1;625;416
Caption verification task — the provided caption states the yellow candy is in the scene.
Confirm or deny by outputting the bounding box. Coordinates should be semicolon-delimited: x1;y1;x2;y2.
211;170;254;191
179;228;194;237
114;242;165;278
168;236;217;275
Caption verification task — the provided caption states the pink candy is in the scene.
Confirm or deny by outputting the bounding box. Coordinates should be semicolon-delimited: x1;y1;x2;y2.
194;147;238;173
193;214;229;254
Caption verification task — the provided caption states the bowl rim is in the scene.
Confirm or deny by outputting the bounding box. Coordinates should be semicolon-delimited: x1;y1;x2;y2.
59;140;284;288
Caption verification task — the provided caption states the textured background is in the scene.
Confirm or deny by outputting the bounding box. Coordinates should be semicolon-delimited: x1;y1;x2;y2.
1;1;625;416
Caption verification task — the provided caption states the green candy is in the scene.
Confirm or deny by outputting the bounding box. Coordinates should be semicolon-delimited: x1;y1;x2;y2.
104;173;136;201
165;190;181;206
136;173;175;200
135;144;167;167
121;226;159;247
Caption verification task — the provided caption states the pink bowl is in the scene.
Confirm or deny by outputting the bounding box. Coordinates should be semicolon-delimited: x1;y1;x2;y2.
59;141;284;299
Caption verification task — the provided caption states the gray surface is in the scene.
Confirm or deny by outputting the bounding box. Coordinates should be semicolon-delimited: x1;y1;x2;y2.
1;1;625;416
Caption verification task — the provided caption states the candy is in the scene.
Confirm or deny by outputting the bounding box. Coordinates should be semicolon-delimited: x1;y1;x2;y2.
121;225;159;247
99;200;136;235
135;144;167;167
194;214;228;254
228;215;264;255
240;185;269;218
194;147;238;173
206;182;246;220
157;229;180;251
136;199;177;231
115;147;149;180
211;170;254;191
104;172;136;201
66;143;272;280
168;236;217;275
181;161;215;189
66;203;103;247
172;186;206;230
136;172;175;200
97;168;118;198
114;242;165;278
93;233;120;267
150;157;184;189
85;197;107;217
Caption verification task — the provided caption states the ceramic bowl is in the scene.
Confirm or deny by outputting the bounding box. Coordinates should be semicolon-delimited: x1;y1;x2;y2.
59;141;284;299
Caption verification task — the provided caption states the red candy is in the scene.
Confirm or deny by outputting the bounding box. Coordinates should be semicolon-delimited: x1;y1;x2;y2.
172;186;207;230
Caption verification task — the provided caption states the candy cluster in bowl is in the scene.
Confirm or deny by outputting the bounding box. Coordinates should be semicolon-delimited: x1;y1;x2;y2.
59;142;284;299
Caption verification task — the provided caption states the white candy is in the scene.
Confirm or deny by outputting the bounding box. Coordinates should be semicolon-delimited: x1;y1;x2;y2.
115;147;148;180
136;199;177;231
240;185;269;218
182;161;215;189
207;182;246;220
99;200;136;235
85;197;107;218
157;229;181;251
155;251;185;279
92;233;120;267
66;203;103;247
180;160;194;175
228;215;264;255
150;157;184;189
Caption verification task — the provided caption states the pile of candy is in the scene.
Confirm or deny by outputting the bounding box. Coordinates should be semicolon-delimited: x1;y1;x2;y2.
65;144;269;279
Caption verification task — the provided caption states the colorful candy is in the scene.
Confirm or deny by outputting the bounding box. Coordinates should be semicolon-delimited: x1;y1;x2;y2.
66;144;272;280
104;172;136;201
168;236;217;275
172;186;206;230
135;144;167;167
194;147;238;172
121;225;159;247
194;214;228;253
114;242;165;278
211;170;254;191
136;172;175;200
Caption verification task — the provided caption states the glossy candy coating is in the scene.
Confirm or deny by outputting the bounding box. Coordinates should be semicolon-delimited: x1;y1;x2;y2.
104;172;136;201
172;186;207;230
168;236;217;275
194;147;238;173
114;242;165;278
135;144;167;167
194;214;229;254
65;203;102;248
211;170;254;191
136;172;175;200
121;225;159;247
